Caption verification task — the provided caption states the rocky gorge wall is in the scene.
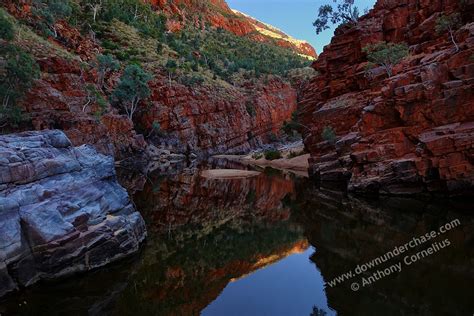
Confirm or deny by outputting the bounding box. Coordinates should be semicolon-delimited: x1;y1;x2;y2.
300;0;474;195
2;1;304;159
139;76;297;155
0;130;146;298
22;56;147;159
19;53;298;158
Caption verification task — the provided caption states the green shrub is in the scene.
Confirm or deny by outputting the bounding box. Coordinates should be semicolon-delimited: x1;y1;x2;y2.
115;50;130;61
0;12;14;41
282;110;301;135
252;152;263;160
268;132;279;143
180;74;204;87
0;44;40;126
362;41;409;77
101;39;120;50
112;64;152;120
246;102;256;117
264;150;282;161
31;0;73;37
147;120;165;137
156;42;164;54
96;54;120;88
84;84;108;116
321;126;336;143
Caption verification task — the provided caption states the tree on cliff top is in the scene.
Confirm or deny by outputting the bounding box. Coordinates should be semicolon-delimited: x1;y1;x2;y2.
313;0;360;35
436;13;462;52
363;41;409;77
112;64;152;121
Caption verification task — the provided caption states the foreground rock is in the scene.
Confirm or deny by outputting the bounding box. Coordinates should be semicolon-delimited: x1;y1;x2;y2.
300;0;474;195
0;130;146;298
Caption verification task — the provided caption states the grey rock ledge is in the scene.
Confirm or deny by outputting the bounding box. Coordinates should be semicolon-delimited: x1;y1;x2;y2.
0;130;147;298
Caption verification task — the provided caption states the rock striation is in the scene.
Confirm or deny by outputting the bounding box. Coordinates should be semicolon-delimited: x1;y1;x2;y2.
300;0;474;195
0;130;146;298
22;56;147;160
139;76;297;155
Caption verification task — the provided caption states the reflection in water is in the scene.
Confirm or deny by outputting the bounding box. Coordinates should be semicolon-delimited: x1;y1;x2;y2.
0;161;472;316
203;247;334;316
291;183;474;316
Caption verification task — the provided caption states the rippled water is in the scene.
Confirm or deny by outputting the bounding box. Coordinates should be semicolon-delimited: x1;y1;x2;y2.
1;161;473;316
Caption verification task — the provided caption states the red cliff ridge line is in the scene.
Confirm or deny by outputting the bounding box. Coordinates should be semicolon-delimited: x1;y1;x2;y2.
146;0;317;58
300;0;474;195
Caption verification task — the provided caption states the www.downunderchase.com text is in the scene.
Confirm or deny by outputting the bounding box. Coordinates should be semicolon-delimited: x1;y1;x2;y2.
325;218;461;291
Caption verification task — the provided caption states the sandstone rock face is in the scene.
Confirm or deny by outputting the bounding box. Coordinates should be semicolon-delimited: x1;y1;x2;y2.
0;130;146;298
20;55;295;158
3;1;303;158
139;76;297;155
22;57;146;160
300;0;474;195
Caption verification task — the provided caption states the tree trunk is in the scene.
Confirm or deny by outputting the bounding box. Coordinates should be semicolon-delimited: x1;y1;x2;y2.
449;29;459;52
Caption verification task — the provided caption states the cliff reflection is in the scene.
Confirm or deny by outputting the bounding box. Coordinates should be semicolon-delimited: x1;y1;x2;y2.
0;164;308;316
290;183;474;316
123;166;307;315
2;164;472;316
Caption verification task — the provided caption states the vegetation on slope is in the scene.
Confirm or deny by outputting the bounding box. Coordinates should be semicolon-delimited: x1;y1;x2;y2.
24;0;310;82
0;9;40;127
0;0;311;128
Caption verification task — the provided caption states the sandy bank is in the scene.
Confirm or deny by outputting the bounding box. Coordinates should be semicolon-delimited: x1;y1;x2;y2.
201;169;261;179
214;141;310;177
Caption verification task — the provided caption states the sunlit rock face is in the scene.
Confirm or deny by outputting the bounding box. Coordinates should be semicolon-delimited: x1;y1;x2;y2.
0;130;146;298
146;0;317;58
291;183;474;315
300;0;474;195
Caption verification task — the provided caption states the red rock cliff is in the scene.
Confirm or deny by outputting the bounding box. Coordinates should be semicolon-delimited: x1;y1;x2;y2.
2;0;307;158
300;0;474;195
138;75;297;154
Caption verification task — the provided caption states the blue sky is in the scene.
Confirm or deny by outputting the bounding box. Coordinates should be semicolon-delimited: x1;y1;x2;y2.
226;0;377;55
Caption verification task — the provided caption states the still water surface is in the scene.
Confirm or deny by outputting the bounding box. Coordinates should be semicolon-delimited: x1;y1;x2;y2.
0;161;472;315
